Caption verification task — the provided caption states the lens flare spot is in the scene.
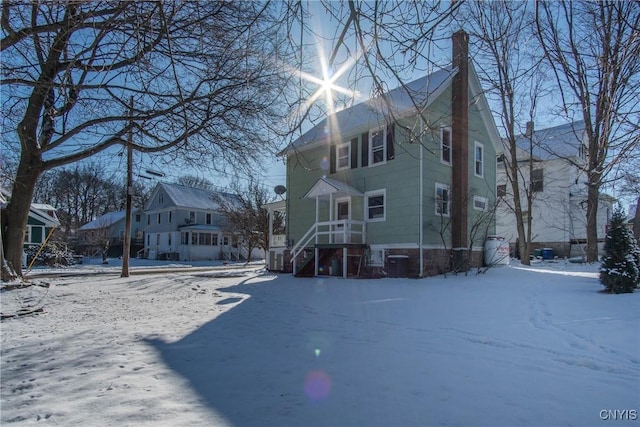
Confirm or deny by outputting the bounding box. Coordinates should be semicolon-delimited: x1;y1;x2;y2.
320;156;329;171
304;370;332;401
315;348;321;357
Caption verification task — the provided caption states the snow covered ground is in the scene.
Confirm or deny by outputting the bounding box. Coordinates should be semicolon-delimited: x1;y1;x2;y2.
1;260;638;426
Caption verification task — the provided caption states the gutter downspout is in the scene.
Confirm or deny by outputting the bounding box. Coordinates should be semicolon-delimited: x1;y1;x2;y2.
419;115;424;277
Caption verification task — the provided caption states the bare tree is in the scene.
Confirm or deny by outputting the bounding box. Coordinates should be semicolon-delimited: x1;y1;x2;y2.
1;2;295;278
213;180;284;265
463;1;548;265
174;175;215;191
535;0;640;262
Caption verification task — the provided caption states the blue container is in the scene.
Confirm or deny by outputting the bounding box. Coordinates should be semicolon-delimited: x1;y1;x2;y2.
541;248;554;260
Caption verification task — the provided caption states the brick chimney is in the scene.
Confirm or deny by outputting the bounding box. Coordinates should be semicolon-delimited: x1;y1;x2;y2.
451;30;469;251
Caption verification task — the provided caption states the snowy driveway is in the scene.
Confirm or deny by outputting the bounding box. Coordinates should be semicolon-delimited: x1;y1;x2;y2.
1;264;638;426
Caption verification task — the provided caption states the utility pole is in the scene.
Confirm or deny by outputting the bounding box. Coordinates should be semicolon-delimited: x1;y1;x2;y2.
121;97;134;278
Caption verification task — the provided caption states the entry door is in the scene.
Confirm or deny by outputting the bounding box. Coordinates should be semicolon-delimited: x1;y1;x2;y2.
335;198;351;243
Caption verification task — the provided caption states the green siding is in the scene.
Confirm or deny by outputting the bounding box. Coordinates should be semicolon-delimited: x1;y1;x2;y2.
286;83;498;249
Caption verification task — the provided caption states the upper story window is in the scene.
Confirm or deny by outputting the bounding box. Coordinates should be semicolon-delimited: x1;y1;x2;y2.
169;211;173;223
189;211;196;223
474;141;484;178
157;213;161;224
135;214;141;222
365;190;386;221
370;128;386;166
441;127;452;165
336;141;351;170
159;193;164;204
435;183;450;217
473;196;488;211
206;213;212;225
531;168;544;192
578;144;587;161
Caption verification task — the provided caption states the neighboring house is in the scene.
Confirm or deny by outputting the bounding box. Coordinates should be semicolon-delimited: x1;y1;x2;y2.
263;199;287;271
77;209;145;257
277;31;502;278
143;182;264;261
0;188;61;249
495;121;615;258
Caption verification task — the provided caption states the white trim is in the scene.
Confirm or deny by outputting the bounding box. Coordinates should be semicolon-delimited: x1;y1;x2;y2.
474;141;484;178
440;126;452;166
435;183;450;217
365;189;386;222
369;127;387;167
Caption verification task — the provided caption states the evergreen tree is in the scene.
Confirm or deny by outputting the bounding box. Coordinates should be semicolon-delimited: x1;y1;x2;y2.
599;206;640;293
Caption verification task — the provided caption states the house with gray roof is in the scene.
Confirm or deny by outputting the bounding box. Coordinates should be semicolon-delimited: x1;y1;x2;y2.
277;31;502;277
496;120;615;258
77;209;145;257
143;182;263;261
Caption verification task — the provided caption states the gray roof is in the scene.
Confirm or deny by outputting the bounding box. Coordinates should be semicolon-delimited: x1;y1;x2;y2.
79;209;139;230
155;182;239;210
515;121;586;160
280;66;457;155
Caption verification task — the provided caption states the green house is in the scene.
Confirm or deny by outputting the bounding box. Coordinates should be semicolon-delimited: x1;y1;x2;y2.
278;31;502;278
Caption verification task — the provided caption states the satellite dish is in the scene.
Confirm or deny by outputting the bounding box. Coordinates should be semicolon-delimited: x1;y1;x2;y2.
274;185;287;195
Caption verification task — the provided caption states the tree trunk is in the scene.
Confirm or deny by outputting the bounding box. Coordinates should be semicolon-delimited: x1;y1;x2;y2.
585;183;600;262
2;153;43;279
509;161;530;266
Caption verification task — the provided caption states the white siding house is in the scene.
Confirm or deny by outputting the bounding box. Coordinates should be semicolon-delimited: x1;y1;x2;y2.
144;183;264;261
496;121;614;258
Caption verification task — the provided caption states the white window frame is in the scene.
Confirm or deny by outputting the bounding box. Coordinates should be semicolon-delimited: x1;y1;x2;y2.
24;226;31;243
473;196;488;212
440;126;452;165
369;128;387;166
365;189;386;222
435;183;450;217
474;141;484;178
336;141;351;171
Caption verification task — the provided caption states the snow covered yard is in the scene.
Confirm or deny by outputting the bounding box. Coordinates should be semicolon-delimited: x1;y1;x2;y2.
1;262;638;426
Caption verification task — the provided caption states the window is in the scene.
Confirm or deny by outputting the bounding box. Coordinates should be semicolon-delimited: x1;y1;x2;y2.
435;183;450;216
223;236;230;246
336;142;351;170
147;215;150;225
135;214;141;222
168;233;172;246
369;128;386;165
159;193;164;204
147;234;150;246
365;190;386;221
189;211;195;223
579;144;587;161
169;211;173;223
191;232;198;245
497;184;507;197
531;168;544;192
206;213;212;225
199;233;211;246
157;213;161;224
156;234;160;245
181;232;189;245
212;233;218;246
24;227;30;243
473;196;488;211
474;141;484;177
441;127;451;165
